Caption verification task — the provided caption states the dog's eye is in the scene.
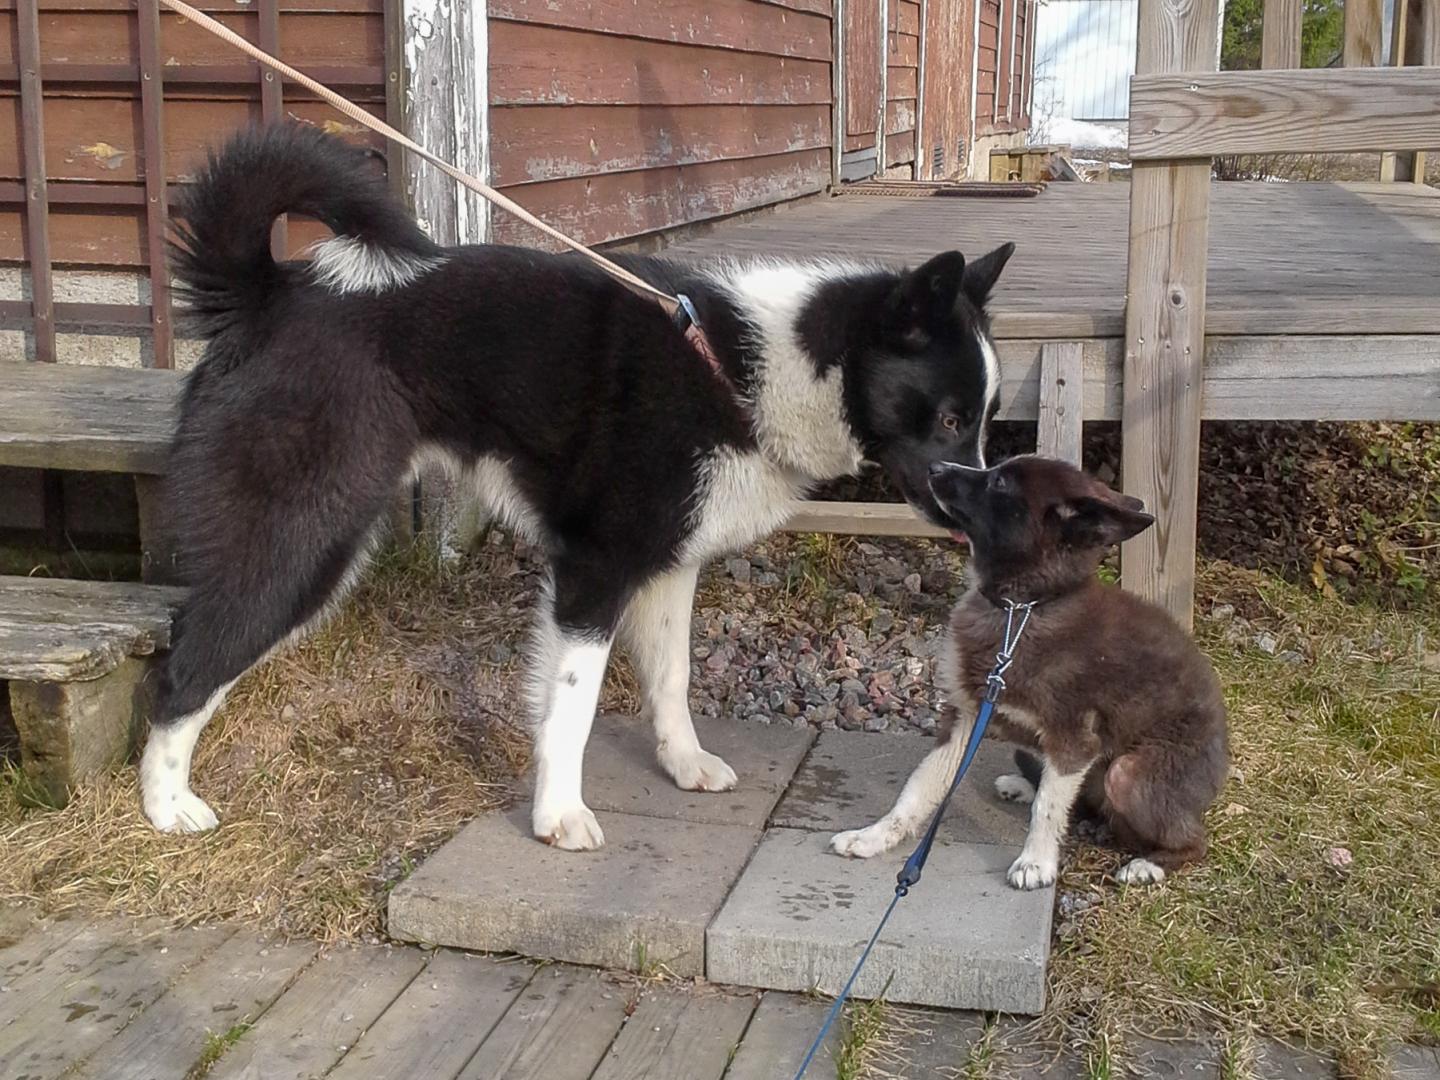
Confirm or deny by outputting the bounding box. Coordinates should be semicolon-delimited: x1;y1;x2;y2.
940;413;959;433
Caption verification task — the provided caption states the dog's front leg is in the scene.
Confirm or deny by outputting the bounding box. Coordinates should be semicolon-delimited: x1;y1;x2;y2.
830;699;976;858
620;564;737;793
529;582;615;850
1007;757;1090;889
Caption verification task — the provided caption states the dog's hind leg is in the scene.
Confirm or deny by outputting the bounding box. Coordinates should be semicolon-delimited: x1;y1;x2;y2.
619;564;737;794
1104;751;1209;885
142;515;384;833
529;555;631;851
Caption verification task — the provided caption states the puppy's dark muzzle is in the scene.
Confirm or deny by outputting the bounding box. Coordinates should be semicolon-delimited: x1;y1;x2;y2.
927;460;986;516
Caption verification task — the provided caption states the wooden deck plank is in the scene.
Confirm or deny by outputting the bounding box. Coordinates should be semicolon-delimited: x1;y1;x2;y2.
0;923;233;1078
722;991;843;1080
590;986;758;1080
1036;341;1084;464
326;951;534;1080
0;918;85;998
70;933;317;1080
456;964;629;1080
0;918;136;1018
207;945;427;1080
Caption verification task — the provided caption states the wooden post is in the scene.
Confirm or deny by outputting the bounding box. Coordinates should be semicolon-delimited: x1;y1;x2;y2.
915;0;927;180
15;0;54;365
1120;0;1219;629
832;0;847;188
137;0;174;369
1037;342;1084;466
1261;0;1303;68
1344;0;1384;66
878;0;889;175
1384;0;1436;181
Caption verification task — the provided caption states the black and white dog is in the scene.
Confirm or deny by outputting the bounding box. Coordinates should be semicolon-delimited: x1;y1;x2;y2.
141;123;1014;850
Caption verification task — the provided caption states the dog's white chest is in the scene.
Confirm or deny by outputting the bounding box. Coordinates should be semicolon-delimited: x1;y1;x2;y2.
681;447;806;562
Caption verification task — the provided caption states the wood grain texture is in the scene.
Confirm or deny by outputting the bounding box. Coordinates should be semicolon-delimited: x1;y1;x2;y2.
784;499;948;537
0;363;180;473
1345;0;1384;65
490;149;829;247
1261;0;1302;67
137;0;173;367
15;0;53;362
489;0;831;60
491;21;831;106
1037;341;1083;464
327;951;534;1079
590;987;757;1080
1130;68;1440;158
845;0;882;137
0;573;183;681
456;964;629;1080
69;934;317;1080
1121;0;1218;626
205;946;427;1080
489;103;830;186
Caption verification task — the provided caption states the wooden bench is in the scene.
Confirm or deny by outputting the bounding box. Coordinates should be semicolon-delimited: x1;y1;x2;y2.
0;575;185;806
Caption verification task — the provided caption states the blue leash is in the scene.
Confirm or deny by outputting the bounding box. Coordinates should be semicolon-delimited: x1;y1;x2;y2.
791;598;1035;1080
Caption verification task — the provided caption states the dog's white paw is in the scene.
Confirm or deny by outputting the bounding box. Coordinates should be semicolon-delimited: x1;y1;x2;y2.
830;823;898;859
1116;857;1166;885
1007;854;1057;890
146;790;219;834
532;803;605;851
994;773;1037;804
659;746;738;793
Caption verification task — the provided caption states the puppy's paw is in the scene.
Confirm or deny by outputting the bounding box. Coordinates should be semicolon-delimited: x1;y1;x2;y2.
1007;853;1057;890
146;790;219;834
659;745;738;793
532;803;605;851
830;823;898;859
1115;857;1166;885
994;773;1037;804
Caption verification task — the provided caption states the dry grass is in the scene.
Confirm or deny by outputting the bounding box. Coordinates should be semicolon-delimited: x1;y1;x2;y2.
1046;560;1440;1075
0;536;535;941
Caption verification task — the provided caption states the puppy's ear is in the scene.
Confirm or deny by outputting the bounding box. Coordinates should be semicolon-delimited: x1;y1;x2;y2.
887;251;967;343
962;242;1015;306
1060;494;1155;548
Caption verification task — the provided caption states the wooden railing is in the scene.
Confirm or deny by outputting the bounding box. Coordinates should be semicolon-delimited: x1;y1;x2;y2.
1115;0;1439;626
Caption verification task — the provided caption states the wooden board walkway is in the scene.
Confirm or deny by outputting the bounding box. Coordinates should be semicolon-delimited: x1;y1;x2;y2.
0;907;1384;1080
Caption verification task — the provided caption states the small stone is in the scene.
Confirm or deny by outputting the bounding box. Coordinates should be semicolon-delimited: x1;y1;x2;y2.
857;542;884;557
756;572;780;587
1209;602;1235;621
903;572;923;594
1278;650;1305;665
725;558;752;583
863;715;888;733
1254;632;1279;655
871;611;895;634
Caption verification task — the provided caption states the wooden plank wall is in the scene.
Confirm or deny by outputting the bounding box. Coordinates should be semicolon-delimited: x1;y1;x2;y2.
886;0;919;168
487;0;836;248
0;0;390;270
975;0;1032;136
920;0;973;178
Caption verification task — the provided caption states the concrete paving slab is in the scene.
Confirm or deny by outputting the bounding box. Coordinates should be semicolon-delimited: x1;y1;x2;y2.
1393;1046;1440;1080
576;714;814;828
771;730;1031;847
706;828;1052;1013
388;808;760;978
1253;1038;1336;1079
1128;1036;1220;1078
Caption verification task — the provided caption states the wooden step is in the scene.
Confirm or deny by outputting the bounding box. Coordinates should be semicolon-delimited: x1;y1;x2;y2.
0;575;184;806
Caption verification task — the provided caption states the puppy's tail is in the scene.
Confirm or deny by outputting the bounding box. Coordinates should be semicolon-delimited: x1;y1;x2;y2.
170;123;439;336
1013;748;1044;789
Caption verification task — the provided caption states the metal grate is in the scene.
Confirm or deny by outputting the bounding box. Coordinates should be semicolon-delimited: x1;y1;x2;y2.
932;144;945;178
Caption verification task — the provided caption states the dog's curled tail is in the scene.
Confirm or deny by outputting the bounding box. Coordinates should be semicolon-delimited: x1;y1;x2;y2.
170;123;440;335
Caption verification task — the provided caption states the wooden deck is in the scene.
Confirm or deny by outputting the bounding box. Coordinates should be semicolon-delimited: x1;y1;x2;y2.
0;914;1075;1080
661;181;1440;340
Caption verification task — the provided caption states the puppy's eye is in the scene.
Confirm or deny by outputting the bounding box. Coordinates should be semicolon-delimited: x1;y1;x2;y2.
940;413;959;433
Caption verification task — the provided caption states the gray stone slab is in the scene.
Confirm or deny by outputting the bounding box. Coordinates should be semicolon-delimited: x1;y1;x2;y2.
1253;1038;1336;1079
865;1007;989;1077
706;828;1052;1013
575;714;814;828
771;730;1031;847
1393;1046;1440;1080
1127;1037;1220;1078
388;807;761;977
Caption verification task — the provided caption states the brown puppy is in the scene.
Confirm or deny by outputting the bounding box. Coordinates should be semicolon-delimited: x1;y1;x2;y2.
831;455;1229;889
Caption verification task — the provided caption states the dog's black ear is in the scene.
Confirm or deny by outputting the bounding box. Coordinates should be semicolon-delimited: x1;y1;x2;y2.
1060;494;1155;548
887;251;967;341
962;242;1015;306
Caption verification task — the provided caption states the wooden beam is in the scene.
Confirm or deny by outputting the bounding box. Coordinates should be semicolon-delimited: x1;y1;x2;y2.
136;0;172;369
1387;0;1438;179
1261;0;1302;68
1344;0;1384;66
15;0;53;364
259;0;287;260
784;500;948;538
832;0;846;188
914;0;926;180
1122;0;1219;629
1129;67;1440;159
1036;341;1084;464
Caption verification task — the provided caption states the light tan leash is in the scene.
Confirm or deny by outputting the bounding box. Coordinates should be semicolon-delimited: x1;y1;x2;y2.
157;0;683;318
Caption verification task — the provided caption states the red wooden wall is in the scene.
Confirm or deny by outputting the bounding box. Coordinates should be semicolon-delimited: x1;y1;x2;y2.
975;0;1033;136
487;0;836;248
